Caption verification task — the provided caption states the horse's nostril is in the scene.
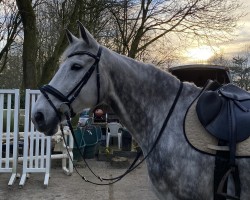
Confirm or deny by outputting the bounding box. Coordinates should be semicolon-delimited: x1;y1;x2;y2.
34;112;45;123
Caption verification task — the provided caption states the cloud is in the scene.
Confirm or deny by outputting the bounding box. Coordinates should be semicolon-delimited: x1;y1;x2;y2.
211;1;250;58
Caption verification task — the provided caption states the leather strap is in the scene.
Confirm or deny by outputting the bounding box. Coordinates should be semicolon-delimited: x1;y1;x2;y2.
61;82;183;185
39;47;102;118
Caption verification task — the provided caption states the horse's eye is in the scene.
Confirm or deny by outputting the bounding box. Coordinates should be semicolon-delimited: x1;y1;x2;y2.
71;64;82;71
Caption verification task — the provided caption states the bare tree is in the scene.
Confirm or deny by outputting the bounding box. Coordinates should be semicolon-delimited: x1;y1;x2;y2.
108;0;243;59
37;0;79;85
0;55;22;89
0;0;245;89
16;0;38;89
38;0;109;85
139;36;181;70
2;0;111;86
0;0;21;73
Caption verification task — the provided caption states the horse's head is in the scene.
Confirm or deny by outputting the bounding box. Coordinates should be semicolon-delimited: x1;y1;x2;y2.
32;22;107;135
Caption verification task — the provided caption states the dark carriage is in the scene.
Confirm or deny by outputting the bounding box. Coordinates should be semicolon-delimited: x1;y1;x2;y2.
169;64;232;86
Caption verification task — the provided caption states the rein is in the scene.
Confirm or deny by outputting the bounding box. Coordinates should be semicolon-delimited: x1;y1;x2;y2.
39;45;183;185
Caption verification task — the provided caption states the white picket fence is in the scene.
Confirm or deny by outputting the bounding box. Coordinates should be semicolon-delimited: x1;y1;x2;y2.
0;89;20;186
0;89;73;187
19;89;51;187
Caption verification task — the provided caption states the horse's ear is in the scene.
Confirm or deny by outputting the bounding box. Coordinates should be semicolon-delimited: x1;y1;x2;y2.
65;29;78;44
77;21;90;46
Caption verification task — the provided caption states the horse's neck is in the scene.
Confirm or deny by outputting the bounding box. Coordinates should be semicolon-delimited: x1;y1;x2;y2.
103;48;181;148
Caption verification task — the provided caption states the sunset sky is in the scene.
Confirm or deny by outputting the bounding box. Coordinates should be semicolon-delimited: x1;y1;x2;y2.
182;0;250;63
219;1;250;55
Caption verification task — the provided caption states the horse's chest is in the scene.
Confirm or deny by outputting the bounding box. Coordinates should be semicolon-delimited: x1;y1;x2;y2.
147;160;213;200
144;135;214;200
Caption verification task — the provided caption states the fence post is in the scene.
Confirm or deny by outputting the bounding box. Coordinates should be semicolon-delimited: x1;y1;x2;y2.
0;89;20;186
19;89;51;187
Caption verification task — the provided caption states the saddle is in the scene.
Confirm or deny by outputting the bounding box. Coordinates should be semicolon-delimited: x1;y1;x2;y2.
196;82;250;200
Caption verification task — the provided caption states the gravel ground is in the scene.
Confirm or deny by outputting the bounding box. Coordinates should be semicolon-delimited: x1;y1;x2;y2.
0;159;158;200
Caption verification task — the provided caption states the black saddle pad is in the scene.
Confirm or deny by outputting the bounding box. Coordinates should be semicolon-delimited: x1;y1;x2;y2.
196;83;250;143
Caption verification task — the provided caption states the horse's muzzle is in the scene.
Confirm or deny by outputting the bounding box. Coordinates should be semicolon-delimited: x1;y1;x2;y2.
33;112;46;131
32;111;59;136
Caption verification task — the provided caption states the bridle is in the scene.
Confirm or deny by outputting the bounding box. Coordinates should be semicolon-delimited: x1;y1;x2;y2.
38;45;184;185
40;46;102;120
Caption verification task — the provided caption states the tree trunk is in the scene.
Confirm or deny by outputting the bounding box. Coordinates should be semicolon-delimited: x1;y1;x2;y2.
16;0;37;89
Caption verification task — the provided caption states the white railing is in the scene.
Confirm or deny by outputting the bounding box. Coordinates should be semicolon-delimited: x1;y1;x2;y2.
0;89;73;187
19;89;51;187
0;89;20;186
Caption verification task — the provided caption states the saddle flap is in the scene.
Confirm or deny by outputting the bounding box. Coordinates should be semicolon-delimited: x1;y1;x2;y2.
219;84;250;101
196;91;222;127
196;84;250;143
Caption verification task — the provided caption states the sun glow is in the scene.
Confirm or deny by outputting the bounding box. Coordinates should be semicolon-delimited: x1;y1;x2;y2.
185;46;215;63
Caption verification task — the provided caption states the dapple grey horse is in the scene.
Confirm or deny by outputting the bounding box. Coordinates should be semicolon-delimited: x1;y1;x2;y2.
31;22;250;200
